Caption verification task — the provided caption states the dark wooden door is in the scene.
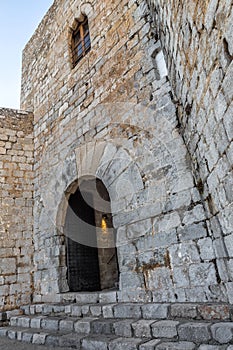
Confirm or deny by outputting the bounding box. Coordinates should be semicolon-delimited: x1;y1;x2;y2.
65;188;100;292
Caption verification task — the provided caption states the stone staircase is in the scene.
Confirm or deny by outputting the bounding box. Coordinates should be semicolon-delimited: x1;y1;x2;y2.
0;292;233;349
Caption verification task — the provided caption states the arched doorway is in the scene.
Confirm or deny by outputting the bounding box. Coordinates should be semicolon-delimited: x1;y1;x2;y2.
64;176;119;292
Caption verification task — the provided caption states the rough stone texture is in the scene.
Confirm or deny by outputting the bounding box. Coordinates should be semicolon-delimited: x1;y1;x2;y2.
142;304;169;319
170;304;198;319
211;322;233;344
17;0;219;305
198;304;231;320
0;337;70;350
114;304;142;319
82;335;110;350
178;322;212;342
151;320;179;338
1;299;233;348
0;108;34;311
113;319;133;337
139;339;161;349
198;346;227;350
147;0;233;301
109;337;144;350
132;319;154;338
156;342;196;350
0;0;232;308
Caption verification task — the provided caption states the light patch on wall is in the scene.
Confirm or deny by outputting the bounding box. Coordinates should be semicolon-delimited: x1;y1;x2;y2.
155;50;168;79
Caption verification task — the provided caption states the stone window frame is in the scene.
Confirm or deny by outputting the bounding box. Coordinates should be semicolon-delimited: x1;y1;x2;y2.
68;3;94;69
69;16;91;68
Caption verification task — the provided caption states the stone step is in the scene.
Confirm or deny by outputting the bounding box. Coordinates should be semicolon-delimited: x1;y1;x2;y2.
0;309;23;326
1;302;233;349
0;326;87;348
21;302;233;321
7;313;233;344
59;290;118;304
0;326;146;349
1;323;233;349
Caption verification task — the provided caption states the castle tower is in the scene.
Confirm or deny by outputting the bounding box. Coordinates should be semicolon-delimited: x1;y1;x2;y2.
0;0;232;309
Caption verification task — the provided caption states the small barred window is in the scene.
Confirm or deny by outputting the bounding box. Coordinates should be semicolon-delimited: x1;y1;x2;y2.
71;17;91;67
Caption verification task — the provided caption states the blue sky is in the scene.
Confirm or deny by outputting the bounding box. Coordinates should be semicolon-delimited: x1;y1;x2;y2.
0;1;53;109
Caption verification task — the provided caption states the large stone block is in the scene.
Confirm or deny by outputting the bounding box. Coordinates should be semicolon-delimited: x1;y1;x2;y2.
114;304;142;318
156;342;196;350
170;304;197;319
109;337;144;350
189;263;217;287
169;242;200;266
74;318;97;334
139;339;161;349
178;322;212;342
132;319;154;338
211;322;233;344
0;258;16;274
81;335;110;350
146;267;174;290
177;223;208;242
113;319;133;337
142;303;169;319
151;320;179;338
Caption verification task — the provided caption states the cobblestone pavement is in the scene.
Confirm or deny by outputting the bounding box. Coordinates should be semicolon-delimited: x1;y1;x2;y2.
0;337;66;350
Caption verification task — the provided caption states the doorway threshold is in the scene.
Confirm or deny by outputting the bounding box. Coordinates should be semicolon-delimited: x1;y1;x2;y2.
58;289;119;304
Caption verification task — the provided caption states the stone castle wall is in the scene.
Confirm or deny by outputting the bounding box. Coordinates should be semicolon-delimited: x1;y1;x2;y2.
0;108;34;310
15;0;233;304
147;0;233;301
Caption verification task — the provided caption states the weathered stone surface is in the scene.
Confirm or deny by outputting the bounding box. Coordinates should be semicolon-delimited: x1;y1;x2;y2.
0;0;232;310
59;334;82;349
139;339;161;349
22;332;33;343
169;242;200;266
82;335;110;350
113;319;134;338
71;305;82;317
211;322;233;344
91;319;115;335
41;317;60;331
198;345;227;350
156;342;196;350
17;317;30;328
101;303;116;319
170;304;198;319
142;304;169;319
132;319;154;338
59;318;74;331
198;305;230;320
178;322;212;342
74;317;97;334
189;263;217;287
2;301;233;348
147;0;233;303
114;304;142;319
0;109;33;310
32;333;48;345
109;337;144;350
151;320;179;338
99;292;117;304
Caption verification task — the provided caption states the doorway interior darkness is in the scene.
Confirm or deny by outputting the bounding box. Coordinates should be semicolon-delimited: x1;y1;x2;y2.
65;177;119;292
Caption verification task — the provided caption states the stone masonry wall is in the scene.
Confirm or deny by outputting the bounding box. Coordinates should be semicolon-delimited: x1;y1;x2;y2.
20;0;232;303
147;0;233;301
0;108;34;310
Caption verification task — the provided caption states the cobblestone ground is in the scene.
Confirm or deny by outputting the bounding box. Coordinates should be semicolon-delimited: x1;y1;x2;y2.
0;337;65;350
